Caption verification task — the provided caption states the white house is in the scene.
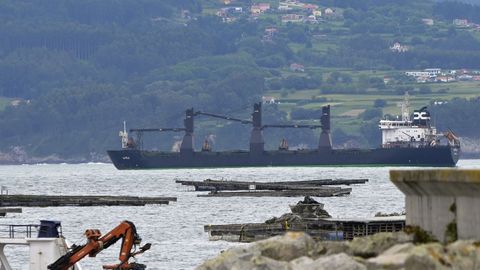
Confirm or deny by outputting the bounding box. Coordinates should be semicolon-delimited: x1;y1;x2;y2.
390;42;409;53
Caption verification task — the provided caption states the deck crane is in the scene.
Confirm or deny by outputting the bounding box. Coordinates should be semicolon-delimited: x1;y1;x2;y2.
121;103;331;152
48;220;151;270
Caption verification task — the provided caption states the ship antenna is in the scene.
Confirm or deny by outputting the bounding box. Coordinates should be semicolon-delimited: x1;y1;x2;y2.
401;92;410;121
120;121;128;149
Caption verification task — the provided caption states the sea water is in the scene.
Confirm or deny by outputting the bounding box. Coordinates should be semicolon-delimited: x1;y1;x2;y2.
0;160;478;270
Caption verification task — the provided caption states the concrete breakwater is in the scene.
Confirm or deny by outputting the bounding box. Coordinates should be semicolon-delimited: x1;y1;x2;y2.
198;169;480;269
196;231;480;270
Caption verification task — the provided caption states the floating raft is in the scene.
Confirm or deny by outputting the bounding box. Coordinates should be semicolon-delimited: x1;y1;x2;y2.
0;195;176;207
0;208;22;217
205;220;339;242
197;188;352;197
176;178;368;191
205;217;405;242
177;178;363;197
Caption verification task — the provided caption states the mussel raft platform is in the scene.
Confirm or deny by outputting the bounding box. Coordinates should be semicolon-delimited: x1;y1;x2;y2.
176;178;367;197
0;195;176;207
205;217;406;243
204;196;405;242
0;207;22;217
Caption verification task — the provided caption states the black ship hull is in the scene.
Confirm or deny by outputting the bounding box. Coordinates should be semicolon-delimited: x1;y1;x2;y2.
107;145;460;170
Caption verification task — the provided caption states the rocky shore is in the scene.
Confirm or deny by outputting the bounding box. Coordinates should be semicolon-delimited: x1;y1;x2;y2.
0;147;110;164
197;231;480;270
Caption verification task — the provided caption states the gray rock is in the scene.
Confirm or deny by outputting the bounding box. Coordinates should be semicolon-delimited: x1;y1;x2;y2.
195;246;257;270
195;246;290;270
348;232;413;258
256;232;317;261
366;243;415;270
381;243;416;255
446;240;480;270
290;256;314;270
404;243;451;270
314;240;351;257
197;232;480;270
300;253;367;270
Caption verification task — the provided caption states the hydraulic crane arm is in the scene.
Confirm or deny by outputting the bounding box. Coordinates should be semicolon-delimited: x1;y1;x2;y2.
48;220;150;270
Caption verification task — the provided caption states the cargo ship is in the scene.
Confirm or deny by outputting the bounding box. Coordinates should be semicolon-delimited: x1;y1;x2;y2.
107;97;460;169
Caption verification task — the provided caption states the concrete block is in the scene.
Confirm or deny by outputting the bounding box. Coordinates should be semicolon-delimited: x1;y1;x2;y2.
390;170;480;242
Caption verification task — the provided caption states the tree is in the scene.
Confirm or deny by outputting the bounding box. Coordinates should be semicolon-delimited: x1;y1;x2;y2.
418;85;432;94
361;108;383;120
374;99;387;108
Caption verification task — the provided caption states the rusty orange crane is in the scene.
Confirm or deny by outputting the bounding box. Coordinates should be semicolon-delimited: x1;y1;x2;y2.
48;220;151;270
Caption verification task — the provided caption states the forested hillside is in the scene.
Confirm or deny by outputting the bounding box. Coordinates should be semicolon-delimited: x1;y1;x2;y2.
0;0;479;162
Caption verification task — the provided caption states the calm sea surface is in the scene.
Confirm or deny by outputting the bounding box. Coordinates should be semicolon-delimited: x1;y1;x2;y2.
0;160;479;269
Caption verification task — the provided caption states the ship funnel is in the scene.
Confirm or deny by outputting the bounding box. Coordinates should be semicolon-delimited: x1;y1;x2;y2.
412;107;431;127
319;105;332;150
180;108;195;154
250;102;264;156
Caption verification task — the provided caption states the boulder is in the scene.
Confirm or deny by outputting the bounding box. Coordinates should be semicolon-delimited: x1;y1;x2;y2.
404;243;451;270
296;253;367;270
197;233;480;270
195;245;290;270
256;232;317;261
366;243;415;270
196;232;315;270
314;240;351;257
446;240;480;269
348;232;413;258
290;196;331;218
290;256;314;270
195;246;257;270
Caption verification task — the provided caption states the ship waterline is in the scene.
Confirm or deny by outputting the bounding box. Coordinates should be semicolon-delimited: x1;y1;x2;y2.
107;145;459;169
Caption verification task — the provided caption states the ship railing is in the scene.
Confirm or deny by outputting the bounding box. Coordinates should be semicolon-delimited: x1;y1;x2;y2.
0;224;40;238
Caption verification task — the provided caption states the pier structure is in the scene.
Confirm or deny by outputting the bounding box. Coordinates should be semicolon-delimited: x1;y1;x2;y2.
391;169;480;242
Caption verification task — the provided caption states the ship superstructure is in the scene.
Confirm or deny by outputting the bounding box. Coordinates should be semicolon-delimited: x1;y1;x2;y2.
379;95;459;150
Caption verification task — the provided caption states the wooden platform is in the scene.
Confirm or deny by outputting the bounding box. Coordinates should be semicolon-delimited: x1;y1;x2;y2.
204;217;405;242
177;178;363;197
205;220;339;242
176;178;368;191
197;188;352;197
0;195;176;207
0;208;22;217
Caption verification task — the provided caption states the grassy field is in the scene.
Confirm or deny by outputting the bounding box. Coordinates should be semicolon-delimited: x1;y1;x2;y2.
265;79;480;133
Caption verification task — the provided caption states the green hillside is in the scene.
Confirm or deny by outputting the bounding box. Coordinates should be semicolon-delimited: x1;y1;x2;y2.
0;0;479;161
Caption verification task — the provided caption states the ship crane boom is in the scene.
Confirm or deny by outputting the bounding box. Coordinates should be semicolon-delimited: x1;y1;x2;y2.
262;124;323;130
194;111;252;124
130;128;186;133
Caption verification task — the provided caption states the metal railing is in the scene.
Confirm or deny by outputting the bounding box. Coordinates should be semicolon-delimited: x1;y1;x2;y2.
0;224;40;238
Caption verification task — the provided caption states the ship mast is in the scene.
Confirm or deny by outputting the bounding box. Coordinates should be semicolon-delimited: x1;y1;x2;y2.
120;121;128;149
400;92;410;122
